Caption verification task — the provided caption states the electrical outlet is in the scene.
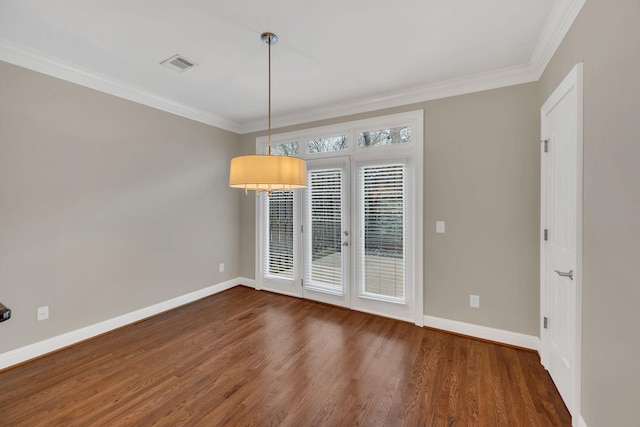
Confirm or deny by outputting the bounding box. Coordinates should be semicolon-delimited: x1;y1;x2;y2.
470;295;480;308
436;221;445;233
37;306;49;321
219;263;224;272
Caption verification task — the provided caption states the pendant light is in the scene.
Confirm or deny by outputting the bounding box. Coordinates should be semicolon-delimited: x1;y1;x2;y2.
229;32;307;194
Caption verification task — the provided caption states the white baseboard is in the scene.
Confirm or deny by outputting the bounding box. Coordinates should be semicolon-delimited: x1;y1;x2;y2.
0;278;246;371
424;315;540;352
236;277;256;289
577;415;587;427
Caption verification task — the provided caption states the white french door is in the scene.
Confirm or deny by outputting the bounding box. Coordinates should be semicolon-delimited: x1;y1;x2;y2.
302;157;351;307
352;159;415;321
301;156;415;323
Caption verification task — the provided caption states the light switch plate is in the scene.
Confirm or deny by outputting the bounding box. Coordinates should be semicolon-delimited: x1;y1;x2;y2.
219;263;224;272
436;221;445;233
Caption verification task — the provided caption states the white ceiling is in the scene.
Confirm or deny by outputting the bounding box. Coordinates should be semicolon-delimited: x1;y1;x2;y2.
0;0;584;133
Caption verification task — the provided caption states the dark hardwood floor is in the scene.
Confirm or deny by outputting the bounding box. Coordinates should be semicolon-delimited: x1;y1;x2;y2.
1;286;570;426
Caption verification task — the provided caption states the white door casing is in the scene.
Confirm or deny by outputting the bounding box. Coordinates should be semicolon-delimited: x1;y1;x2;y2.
540;63;583;423
255;111;424;326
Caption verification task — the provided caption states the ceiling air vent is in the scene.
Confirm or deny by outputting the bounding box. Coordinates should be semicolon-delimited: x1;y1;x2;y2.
160;54;197;73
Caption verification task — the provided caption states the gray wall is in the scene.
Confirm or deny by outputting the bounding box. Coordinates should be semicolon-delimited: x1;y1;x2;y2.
539;0;640;425
5;1;637;421
239;82;541;336
0;61;242;354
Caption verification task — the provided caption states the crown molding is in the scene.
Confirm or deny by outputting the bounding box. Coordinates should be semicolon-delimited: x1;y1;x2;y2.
238;63;538;133
239;0;587;134
0;40;243;133
530;0;587;78
0;0;585;135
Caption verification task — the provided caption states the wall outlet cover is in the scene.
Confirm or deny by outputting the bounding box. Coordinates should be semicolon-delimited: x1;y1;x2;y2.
37;306;49;321
470;295;480;308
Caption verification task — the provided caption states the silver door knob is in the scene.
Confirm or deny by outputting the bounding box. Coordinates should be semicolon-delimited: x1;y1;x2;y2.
554;269;574;280
342;241;349;246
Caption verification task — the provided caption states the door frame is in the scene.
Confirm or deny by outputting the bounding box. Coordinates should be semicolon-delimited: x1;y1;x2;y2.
254;110;424;327
540;62;583;421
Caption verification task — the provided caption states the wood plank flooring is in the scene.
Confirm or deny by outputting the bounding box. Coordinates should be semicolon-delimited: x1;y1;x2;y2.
1;286;570;426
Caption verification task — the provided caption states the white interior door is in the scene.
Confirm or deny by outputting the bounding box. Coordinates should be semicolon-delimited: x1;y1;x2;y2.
540;63;583;421
302;157;350;307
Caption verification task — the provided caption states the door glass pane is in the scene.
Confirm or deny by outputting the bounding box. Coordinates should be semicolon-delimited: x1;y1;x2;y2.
358;126;411;148
265;190;294;279
359;163;406;301
305;168;343;293
307;135;349;154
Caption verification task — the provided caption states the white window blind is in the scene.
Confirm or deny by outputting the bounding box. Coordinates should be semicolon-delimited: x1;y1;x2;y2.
305;168;343;293
264;190;294;279
358;163;406;301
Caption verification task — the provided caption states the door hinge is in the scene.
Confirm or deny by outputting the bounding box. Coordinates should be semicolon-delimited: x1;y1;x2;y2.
541;139;549;153
301;279;304;287
301;225;304;233
544;229;548;241
544;317;549;329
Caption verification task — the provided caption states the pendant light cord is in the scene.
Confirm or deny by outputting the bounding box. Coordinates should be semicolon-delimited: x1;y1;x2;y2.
267;35;272;156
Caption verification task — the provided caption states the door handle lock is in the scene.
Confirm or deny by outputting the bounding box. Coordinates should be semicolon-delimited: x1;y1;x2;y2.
554;269;574;280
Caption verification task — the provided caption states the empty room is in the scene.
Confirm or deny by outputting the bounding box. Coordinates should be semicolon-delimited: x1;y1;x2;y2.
0;1;638;426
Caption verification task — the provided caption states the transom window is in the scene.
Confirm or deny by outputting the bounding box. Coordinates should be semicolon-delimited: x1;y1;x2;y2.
307;135;349;154
270;141;299;156
358;126;411;148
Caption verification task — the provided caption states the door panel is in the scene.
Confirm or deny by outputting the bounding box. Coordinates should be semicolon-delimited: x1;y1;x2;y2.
546;104;576;404
358;163;406;301
302;158;350;307
541;63;582;419
259;189;302;297
352;160;415;322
